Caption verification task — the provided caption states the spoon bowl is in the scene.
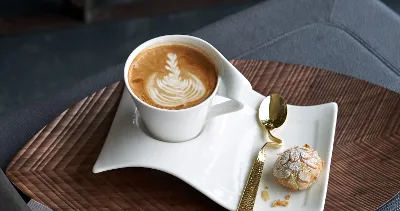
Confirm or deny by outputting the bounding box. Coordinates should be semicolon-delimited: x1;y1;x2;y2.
259;94;287;148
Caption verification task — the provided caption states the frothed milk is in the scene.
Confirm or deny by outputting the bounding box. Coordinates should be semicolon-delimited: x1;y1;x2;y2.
128;44;217;110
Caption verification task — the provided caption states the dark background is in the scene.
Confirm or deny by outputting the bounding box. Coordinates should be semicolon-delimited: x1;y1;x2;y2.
0;0;398;116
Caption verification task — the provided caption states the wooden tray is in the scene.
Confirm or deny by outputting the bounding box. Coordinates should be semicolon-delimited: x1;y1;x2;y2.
7;60;400;210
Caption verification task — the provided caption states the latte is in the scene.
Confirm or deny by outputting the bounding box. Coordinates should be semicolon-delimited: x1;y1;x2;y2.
128;44;218;110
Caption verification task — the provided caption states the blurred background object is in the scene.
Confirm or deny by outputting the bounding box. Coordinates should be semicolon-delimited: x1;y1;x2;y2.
0;0;264;35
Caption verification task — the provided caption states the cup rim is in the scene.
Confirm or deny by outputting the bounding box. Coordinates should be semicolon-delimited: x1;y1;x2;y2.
124;35;220;113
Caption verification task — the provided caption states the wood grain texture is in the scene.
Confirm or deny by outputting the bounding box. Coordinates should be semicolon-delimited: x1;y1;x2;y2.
7;60;400;210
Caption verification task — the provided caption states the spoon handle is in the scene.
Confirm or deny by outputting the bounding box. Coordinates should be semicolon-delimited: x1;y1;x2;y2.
265;129;283;148
237;148;266;211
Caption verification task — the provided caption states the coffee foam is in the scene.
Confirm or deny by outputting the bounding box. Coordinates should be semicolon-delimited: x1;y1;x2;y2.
128;45;217;109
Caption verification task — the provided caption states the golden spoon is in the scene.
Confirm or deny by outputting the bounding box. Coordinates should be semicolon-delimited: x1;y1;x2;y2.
259;94;287;148
237;94;287;211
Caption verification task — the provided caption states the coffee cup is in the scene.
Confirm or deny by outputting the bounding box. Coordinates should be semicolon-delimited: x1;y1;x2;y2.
124;35;252;142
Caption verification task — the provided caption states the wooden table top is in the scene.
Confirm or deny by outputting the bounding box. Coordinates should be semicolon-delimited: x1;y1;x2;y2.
6;60;400;210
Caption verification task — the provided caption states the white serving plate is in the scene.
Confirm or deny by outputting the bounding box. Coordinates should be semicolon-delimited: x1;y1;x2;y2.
93;87;337;211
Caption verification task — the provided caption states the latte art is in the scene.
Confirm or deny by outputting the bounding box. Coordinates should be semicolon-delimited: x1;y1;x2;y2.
128;44;217;110
147;53;206;107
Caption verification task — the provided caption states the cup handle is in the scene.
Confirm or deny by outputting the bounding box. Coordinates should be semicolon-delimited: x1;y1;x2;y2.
207;60;252;119
216;60;252;102
206;97;244;120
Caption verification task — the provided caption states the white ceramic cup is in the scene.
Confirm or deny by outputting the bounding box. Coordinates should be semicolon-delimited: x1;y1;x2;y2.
124;35;252;142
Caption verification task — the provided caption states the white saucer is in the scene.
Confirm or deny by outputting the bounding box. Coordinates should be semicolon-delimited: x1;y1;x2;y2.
93;88;338;211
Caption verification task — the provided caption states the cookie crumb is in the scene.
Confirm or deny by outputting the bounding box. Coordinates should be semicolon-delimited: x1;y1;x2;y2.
271;199;290;208
272;200;280;207
285;194;291;200
280;200;289;207
304;144;311;148
261;190;271;201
